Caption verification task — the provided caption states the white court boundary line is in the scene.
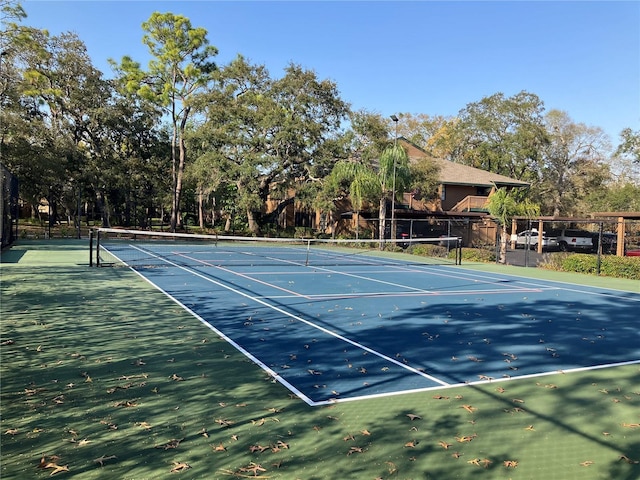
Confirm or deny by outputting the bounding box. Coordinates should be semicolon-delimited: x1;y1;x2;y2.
125;245;451;401
429;265;640;302
100;244;640;406
180;250;551;300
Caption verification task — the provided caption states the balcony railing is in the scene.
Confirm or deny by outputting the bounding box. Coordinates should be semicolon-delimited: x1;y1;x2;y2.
451;196;489;213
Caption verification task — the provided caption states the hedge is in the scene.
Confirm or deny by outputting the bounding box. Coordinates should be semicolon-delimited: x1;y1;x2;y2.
540;253;640;280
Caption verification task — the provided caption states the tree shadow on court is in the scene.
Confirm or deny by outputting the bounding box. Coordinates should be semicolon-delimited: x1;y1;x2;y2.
2;242;639;479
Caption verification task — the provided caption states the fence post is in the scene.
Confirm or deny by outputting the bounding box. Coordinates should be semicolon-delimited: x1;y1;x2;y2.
89;230;94;267
596;222;603;276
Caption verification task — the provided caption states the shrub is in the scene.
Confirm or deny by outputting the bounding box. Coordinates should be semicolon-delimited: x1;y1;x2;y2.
407;243;447;258
457;247;496;263
540;253;640;280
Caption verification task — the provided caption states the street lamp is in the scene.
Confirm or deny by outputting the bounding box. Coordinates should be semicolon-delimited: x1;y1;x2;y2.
389;114;399;241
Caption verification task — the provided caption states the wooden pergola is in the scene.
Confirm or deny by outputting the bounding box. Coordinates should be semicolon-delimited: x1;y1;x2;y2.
510;212;640;256
592;212;640;256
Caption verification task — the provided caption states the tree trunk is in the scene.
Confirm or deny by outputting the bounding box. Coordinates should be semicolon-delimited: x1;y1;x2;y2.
378;197;387;249
498;225;508;264
198;189;204;229
170;108;190;232
95;190;110;228
247;209;259;234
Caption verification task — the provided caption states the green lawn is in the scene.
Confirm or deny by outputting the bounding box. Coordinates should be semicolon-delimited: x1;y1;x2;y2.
1;240;639;479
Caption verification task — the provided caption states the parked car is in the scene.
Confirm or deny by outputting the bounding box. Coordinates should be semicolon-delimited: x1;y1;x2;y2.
513;230;558;250
626;249;640;257
554;229;593;252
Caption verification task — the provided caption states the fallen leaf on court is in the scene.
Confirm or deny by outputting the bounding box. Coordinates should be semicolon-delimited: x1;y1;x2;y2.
136;422;152;430
215;418;235;427
93;454;116;466
46;463;69;475
503;460;518;468
170;462;191;473
239;462;266;475
404;440;417;448
169;373;183;381
524;425;535;431
467;458;481;466
213;443;226;452
360;429;371;436
461;405;477;413
438;440;452;449
343;434;355;441
619;455;639;464
347;446;365;455
156;438;184;450
406;413;421;421
580;460;594;467
4;428;18;435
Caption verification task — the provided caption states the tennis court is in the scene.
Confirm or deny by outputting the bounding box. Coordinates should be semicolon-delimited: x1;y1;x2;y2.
96;229;640;406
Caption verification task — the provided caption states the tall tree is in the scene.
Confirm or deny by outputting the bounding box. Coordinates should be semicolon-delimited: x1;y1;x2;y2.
112;12;218;231
539;110;611;216
377;144;411;241
192;57;348;233
616;128;640;164
454;91;548;182
5;20;115;226
189;55;272;232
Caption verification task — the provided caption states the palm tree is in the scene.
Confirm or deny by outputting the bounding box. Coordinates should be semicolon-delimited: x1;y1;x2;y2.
486;188;540;263
323;160;380;239
323;144;410;244
377;144;410;244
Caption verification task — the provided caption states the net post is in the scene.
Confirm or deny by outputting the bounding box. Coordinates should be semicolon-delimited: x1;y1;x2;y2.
96;229;101;267
457;237;462;265
305;239;311;266
89;229;94;267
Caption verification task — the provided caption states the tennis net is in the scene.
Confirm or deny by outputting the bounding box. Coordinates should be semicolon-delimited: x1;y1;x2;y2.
90;228;462;269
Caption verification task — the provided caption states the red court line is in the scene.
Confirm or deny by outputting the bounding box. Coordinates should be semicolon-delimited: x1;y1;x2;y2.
174;251;311;299
177;251;549;300
258;287;546;300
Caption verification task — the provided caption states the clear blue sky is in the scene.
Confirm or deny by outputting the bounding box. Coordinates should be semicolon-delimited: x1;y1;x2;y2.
21;0;640;144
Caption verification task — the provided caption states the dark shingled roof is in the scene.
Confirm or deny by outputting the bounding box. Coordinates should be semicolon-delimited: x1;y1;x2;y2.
401;137;530;189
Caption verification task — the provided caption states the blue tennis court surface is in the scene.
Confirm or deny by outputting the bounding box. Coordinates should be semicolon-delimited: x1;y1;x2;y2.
105;242;640;406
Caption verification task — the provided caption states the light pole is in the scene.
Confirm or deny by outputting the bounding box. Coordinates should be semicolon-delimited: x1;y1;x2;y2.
390;114;399;241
